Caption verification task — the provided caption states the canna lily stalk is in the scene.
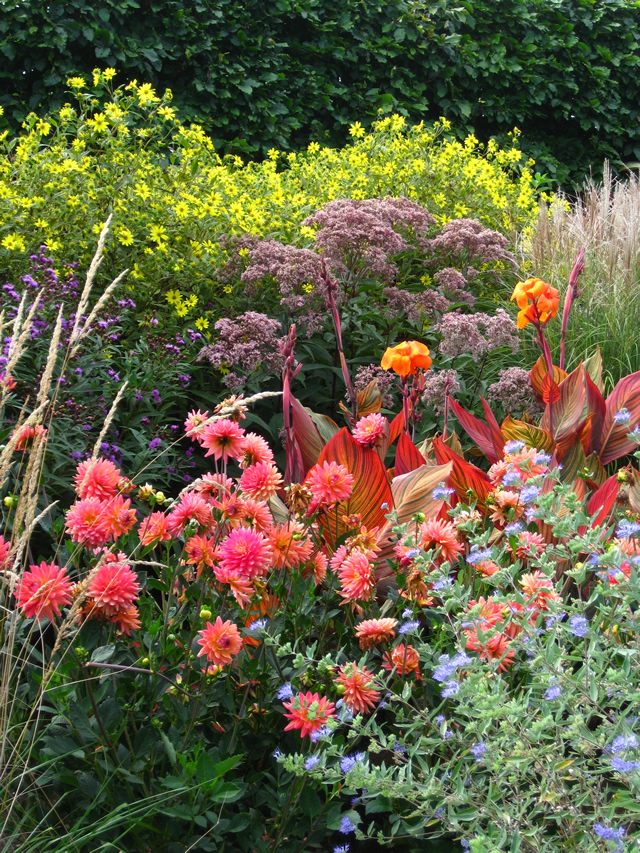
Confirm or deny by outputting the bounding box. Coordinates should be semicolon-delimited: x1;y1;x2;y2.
381;341;432;435
559;249;585;371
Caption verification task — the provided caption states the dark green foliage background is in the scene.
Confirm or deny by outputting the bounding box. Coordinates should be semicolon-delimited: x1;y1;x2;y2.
0;0;639;184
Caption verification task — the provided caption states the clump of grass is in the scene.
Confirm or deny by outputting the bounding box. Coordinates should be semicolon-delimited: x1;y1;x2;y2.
521;162;640;389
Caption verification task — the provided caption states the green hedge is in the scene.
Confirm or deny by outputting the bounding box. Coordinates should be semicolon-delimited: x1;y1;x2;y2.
0;0;639;185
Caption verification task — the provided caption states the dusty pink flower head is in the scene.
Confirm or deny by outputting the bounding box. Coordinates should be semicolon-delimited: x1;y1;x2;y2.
352;413;387;447
15;562;73;621
88;553;140;616
65;498;112;547
138;511;172;546
338;551;376;602
74;457;121;500
218;527;273;580
0;535;11;570
304;461;353;511
197;616;243;666
240;433;275;468
200;419;246;463
166;492;212;536
184;409;210;441
239;462;283;501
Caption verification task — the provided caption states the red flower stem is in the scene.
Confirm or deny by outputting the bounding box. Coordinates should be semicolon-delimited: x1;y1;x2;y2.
559;248;586;371
443;393;450;440
322;263;357;422
536;321;554;436
401;376;410;435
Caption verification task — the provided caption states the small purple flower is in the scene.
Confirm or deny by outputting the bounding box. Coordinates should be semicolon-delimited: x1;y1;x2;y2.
405;547;421;559
398;620;421;635
340;752;365;774
149;437;162;451
569;615;588;637
432;576;454;591
334;846;350;853
614;408;632;424
305;755;321;770
151;389;161;402
616;520;640;539
467;548;493;564
248;618;268;632
593;821;626;851
435;714;446;725
432;482;455;500
310;725;332;742
134;391;144;402
610;734;638;754
339;816;356;834
544;684;562;701
519;485;540;504
502;471;522;487
273;749;282;759
470;741;486;761
441;679;460;699
533;452;551;465
504;440;525;453
277;683;294;701
504;521;524;535
610;757;640;772
74;367;83;376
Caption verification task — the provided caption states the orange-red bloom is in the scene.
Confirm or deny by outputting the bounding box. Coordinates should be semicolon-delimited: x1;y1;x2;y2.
381;340;432;377
355;617;398;650
382;643;421;679
419;518;464;565
511;277;559;329
336;663;380;714
196;616;243;666
282;690;336;739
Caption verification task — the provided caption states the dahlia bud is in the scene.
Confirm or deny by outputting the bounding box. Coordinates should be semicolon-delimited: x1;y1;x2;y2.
199;608;212;620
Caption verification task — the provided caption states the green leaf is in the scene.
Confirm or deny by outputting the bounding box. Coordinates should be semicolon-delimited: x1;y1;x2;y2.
159;730;177;767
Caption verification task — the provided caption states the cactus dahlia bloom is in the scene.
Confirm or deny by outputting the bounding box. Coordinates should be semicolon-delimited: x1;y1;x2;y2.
304;461;353;512
239;462;283;501
282;691;336;739
337;552;376;602
218;527;272;580
382;643;422;678
15;562;73;621
200;419;246;463
65;498;112;547
418;518;463;564
352;413;387;447
74;457;121;500
336;663;380;714
354;617;398;650
88;554;140;616
196;616;243;667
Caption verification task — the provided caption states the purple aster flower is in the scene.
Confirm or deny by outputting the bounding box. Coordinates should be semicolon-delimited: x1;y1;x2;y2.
339;816;356;834
614;408;632;424
504;521;524;535
593;822;626;851
310;726;332;742
533;452;551;465
504;440;525;453
519;485;540;504
610;757;640;772
616;520;640;539
435;714;446;725
248;618;268;632
502;471;522;487
569;615;588;637
399;620;421;635
149;437;162;451
470;742;486;761
432;576;454;591
441;679;460;699
277;683;294;701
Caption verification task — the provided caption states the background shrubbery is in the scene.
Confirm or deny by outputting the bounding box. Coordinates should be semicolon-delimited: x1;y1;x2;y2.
1;0;639;184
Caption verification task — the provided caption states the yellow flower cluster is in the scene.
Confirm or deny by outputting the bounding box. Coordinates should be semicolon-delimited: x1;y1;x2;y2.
0;75;541;313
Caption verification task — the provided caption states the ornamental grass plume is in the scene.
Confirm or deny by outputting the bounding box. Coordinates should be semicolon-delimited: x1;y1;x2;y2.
336;663;381;714
14;562;73;621
282;690;337;739
196;616;243;667
354;617;398;650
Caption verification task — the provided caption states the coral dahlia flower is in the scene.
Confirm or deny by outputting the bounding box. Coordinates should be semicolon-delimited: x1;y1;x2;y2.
196;616;243;666
110;604;141;635
88;554;140;616
13;424;47;452
238;498;272;534
184;409;210;441
166;492;212;536
74;457;121;500
185;533;218;573
103;494;137;539
0;534;11;570
282;691;336;739
268;521;313;570
65;498;112;547
240;432;274;468
336;663;380;714
382;644;421;679
218;527;272;580
418;518;463;565
239;462;282;501
15;562;73;621
519;570;560;610
352;413;387;448
465;630;514;672
355;617;398;650
213;565;255;604
138;511;172;546
200;419;246;464
338;551;376;602
304;461;353;512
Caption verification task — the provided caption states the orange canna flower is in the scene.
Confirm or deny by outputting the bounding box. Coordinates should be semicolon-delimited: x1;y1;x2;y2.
510;278;560;329
381;341;432;377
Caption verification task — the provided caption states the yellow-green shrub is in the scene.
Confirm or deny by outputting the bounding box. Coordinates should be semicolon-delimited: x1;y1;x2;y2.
0;71;539;322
